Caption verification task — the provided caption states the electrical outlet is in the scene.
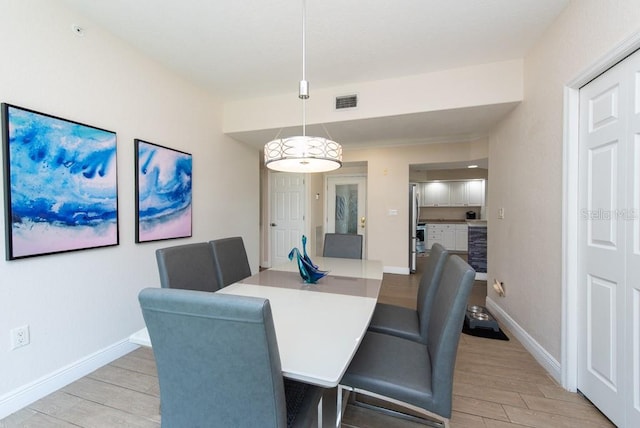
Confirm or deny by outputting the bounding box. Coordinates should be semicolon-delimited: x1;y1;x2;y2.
498;207;505;219
10;325;30;350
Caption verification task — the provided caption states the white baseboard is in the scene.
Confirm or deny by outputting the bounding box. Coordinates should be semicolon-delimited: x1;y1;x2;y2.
0;339;138;420
485;297;561;384
384;266;410;275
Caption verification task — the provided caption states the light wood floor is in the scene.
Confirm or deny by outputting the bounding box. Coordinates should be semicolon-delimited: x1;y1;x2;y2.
1;258;614;428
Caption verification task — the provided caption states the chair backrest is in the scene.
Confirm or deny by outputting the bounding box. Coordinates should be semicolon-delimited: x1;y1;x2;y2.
155;242;220;292
139;288;288;427
416;243;449;342
209;236;252;287
322;233;363;259
426;255;475;418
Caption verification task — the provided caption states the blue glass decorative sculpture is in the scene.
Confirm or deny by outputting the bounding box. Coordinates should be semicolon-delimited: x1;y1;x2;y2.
289;235;329;284
301;235;317;268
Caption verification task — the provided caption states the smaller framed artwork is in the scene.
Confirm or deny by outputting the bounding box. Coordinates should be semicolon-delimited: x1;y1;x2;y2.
2;103;119;260
135;139;192;243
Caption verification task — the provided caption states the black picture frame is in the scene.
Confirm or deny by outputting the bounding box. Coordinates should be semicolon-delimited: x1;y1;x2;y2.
2;103;119;260
134;139;192;243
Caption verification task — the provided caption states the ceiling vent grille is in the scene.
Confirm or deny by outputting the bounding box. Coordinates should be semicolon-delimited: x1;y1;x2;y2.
335;94;358;110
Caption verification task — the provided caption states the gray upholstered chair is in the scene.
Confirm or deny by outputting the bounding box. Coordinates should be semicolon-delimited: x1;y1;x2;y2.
155;242;220;292
337;255;476;428
139;288;323;428
209;236;252;287
322;233;363;259
367;243;449;344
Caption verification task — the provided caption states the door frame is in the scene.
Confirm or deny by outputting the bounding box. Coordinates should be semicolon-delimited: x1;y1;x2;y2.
562;31;640;392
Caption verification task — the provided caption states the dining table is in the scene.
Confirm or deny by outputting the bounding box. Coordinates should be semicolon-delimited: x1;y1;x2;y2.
130;256;383;388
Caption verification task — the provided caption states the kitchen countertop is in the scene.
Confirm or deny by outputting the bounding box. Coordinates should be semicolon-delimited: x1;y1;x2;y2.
420;219;468;223
419;219;487;227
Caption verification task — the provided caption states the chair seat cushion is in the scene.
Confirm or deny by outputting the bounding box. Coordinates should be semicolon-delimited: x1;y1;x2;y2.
368;303;421;343
341;331;433;410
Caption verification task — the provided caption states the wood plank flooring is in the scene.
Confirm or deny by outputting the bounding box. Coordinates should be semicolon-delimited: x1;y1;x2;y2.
1;257;614;427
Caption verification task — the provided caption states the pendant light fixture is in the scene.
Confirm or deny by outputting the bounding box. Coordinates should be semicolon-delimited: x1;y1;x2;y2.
264;0;342;173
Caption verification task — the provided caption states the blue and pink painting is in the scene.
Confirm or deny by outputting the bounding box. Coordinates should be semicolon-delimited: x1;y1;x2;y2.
1;104;119;260
134;139;192;243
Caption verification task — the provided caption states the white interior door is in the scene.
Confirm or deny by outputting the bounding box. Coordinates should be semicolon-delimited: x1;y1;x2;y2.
626;51;640;428
270;172;305;267
578;48;640;427
326;176;366;257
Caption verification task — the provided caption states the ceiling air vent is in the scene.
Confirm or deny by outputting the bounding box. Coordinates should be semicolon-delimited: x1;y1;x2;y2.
335;94;358;110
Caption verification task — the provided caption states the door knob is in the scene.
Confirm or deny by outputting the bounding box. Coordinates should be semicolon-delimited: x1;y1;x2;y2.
270;223;277;227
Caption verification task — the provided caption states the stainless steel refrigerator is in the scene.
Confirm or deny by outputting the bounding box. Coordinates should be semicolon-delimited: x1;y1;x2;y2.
409;183;418;273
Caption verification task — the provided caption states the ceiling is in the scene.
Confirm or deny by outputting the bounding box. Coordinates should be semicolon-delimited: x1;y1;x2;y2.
60;0;568;165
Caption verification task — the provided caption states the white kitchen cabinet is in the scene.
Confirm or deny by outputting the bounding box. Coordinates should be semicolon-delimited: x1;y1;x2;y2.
441;225;455;249
455;224;468;251
427;223;467;251
421;182;450;206
426;224;438;247
467;180;485;206
427;224;445;248
419;180;485;207
449;181;468;206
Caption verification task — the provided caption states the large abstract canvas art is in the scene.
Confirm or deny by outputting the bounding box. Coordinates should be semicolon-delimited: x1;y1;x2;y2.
1;104;119;260
135;139;192;243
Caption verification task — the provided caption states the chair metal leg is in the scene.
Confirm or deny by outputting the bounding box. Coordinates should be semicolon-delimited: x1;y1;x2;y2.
350;396;443;427
339;385;450;428
335;385;356;427
335;385;345;427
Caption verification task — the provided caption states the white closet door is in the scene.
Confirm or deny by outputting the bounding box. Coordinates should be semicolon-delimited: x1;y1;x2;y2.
626;50;640;428
578;48;640;427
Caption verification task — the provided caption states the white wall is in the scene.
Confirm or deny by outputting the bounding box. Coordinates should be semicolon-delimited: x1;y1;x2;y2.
488;0;640;368
0;0;259;415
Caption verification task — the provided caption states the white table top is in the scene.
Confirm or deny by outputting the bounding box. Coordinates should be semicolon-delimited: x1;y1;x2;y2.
270;256;383;280
131;257;383;388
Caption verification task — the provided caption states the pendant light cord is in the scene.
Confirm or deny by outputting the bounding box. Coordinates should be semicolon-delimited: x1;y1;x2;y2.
302;0;306;85
301;0;307;137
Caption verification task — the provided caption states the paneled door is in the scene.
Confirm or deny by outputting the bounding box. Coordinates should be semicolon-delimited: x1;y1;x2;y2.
326;176;366;257
578;48;640;427
269;172;305;267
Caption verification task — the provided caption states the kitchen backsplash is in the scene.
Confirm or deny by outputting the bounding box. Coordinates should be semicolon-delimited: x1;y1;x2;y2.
419;206;481;221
